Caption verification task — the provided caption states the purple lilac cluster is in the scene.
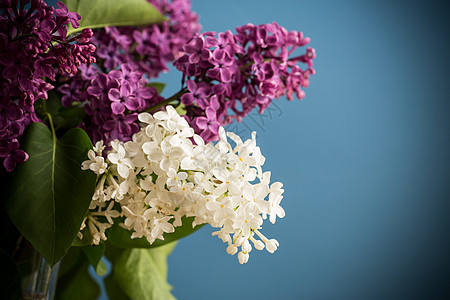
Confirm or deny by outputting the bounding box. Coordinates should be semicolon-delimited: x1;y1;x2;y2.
174;22;316;142
0;0;95;172
81;64;163;145
56;0;200;145
90;0;200;77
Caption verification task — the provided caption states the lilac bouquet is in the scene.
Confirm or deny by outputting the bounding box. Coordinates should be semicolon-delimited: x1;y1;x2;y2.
0;0;315;299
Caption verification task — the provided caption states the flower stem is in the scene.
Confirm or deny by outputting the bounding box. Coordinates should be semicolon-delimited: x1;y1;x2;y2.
41;100;56;141
45;112;57;143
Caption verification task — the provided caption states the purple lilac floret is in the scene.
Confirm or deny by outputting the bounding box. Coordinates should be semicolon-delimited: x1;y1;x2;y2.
57;0;200;145
88;0;200;77
81;64;163;145
174;22;316;142
0;0;95;173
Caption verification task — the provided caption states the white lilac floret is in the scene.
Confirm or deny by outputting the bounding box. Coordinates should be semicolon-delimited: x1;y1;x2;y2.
81;105;285;264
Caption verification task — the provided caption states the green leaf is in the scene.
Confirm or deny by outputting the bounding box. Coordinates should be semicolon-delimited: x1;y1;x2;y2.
55;262;100;300
82;244;107;276
64;0;166;36
0;249;20;300
58;247;82;279
107;216;203;248
175;103;187;115
71;226;92;247
4;123;97;267
148;82;166;94
55;106;86;132
104;273;131;300
113;243;177;300
35;92;86;136
103;243;125;263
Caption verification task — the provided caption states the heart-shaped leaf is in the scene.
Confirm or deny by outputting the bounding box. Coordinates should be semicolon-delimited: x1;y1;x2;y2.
64;0;166;36
82;244;107;276
55;261;100;300
4;123;96;267
58;247;82;279
71;226;92;247
113;243;177;300
104;273;131;300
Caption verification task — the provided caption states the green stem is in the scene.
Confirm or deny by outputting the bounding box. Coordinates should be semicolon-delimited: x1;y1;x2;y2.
45;112;57;143
42;101;56;140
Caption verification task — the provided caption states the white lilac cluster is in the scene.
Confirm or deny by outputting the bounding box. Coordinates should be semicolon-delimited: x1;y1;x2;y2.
81;105;285;264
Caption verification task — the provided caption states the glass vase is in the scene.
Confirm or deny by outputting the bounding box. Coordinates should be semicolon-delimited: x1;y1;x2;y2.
16;240;60;300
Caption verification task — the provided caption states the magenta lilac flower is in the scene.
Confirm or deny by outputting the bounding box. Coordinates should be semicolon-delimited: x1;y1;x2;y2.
174;22;316;142
57;0;200;145
0;0;95;172
88;0;200;77
82;64;163;145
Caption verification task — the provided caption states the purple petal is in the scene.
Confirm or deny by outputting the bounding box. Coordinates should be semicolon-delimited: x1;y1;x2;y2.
108;88;121;101
220;68;232;82
205;107;217;121
124;113;138;124
103;120;116;131
111;102;125;115
206;68;220;80
109;70;122;80
69;12;81;29
200;49;212;61
211;83;225;95
120;83;132;97
128;72;142;82
96;73;109;89
194;117;208;130
61;95;74;107
137;87;155;99
118;120;131;134
4;155;17;172
213;49;225;61
209;122;220;135
87;86;103;97
124;97;140;111
209;95;220;110
188;53;200;64
196;83;210;97
40;19;56;33
205;36;219;47
13;150;28;164
184;37;204;53
186;80;197;93
181;93;194;106
56;2;69;15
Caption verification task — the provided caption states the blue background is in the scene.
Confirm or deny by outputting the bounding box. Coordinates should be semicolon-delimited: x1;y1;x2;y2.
48;0;450;299
163;1;450;299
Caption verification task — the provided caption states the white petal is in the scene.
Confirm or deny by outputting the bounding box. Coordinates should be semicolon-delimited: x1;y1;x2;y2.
138;112;153;123
107;152;119;164
118;164;129;178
